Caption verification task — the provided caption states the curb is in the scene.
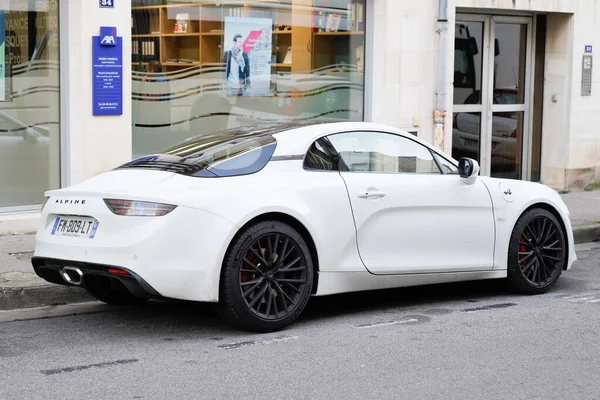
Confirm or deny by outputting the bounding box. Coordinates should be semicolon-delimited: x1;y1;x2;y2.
573;224;600;245
0;284;94;311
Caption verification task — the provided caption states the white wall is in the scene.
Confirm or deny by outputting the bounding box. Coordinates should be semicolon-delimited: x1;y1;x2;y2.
371;0;600;189
564;0;600;188
370;0;440;149
62;0;132;186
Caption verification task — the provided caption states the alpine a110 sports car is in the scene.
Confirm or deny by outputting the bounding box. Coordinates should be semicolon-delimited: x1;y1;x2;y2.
32;121;577;332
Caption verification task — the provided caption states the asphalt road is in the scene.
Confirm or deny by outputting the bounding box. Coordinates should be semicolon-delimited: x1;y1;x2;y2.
2;243;600;400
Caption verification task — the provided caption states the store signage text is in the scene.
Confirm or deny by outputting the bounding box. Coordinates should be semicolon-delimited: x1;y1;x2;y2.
92;26;122;115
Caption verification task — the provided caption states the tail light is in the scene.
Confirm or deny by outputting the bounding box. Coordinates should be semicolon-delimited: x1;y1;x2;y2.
108;268;129;275
104;199;177;216
510;129;518;138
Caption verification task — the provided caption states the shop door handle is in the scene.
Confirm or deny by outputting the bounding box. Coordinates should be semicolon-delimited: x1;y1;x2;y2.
357;191;386;198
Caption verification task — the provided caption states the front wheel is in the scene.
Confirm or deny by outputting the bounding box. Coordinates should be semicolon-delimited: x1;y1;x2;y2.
507;208;567;294
216;220;314;333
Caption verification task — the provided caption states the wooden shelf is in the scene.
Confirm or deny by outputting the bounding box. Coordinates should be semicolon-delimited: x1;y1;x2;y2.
131;1;365;72
162;33;201;37
131;5;163;10
162;62;200;66
313;31;365;36
135;31;293;37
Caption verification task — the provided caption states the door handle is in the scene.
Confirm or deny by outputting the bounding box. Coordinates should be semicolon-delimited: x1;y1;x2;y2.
357;191;386;198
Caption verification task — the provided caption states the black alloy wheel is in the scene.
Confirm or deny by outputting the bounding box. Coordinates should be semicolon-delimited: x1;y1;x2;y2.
216;220;313;332
240;233;309;319
508;208;567;294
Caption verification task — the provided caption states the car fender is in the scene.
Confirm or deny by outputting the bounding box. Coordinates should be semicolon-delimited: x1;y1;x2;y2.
480;177;577;271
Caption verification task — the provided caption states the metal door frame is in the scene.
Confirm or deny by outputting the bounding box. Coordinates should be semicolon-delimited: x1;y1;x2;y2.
454;13;534;179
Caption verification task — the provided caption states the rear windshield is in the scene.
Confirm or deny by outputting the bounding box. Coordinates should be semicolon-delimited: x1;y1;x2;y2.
117;131;277;178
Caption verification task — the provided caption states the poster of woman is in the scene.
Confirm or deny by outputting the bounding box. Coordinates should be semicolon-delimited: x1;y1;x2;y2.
223;17;272;97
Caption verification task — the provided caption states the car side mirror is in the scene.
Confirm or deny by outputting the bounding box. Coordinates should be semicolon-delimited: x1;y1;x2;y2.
458;157;480;182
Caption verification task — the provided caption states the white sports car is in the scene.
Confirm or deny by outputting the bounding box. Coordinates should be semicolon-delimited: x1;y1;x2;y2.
32;121;577;332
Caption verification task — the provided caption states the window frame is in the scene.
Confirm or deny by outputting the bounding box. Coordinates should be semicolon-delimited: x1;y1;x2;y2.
305;130;454;175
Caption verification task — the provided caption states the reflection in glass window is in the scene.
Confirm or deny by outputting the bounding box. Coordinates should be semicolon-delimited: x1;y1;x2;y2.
327;131;441;174
304;136;347;171
119;126;278;178
0;1;60;208
132;0;367;159
453;21;483;105
433;152;458;174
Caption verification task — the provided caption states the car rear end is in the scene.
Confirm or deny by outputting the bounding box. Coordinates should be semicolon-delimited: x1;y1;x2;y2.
31;123;305;304
32;169;239;303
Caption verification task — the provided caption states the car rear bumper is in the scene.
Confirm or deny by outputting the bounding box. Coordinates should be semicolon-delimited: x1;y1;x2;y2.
32;257;162;299
33;202;239;303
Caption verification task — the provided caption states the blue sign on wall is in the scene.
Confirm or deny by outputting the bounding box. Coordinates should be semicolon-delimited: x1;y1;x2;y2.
585;45;593;53
99;0;114;8
92;27;122;115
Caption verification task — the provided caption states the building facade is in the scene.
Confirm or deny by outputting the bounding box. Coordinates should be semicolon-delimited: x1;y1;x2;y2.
1;0;599;232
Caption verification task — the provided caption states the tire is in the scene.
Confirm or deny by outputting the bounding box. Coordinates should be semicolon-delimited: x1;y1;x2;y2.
84;275;148;306
507;208;567;294
216;220;314;333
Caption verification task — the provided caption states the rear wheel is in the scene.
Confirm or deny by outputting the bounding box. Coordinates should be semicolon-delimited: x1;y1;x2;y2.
507;208;567;294
216;220;314;332
84;275;148;306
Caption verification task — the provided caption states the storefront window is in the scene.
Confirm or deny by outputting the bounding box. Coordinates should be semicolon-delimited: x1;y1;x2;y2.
0;0;60;209
131;0;366;158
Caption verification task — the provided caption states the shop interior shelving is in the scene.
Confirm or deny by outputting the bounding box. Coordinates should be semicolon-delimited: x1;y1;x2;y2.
131;1;365;73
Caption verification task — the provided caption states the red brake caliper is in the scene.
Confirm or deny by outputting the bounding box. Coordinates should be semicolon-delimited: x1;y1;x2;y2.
241;249;258;282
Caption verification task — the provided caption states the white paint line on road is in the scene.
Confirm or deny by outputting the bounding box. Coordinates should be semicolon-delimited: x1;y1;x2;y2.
260;335;300;345
217;335;300;350
588;299;600;303
567;296;597;302
563;292;598;299
353;318;418;329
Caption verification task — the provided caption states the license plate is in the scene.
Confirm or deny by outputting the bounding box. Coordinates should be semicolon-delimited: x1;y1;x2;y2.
464;139;478;148
51;216;99;238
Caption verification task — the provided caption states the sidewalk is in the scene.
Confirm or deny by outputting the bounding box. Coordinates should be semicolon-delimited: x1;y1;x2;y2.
1;190;599;311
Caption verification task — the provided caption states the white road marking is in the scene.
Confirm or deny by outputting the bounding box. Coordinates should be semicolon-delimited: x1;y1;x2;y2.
217;335;300;350
563;293;597;300
562;292;600;304
354;318;418;329
567;296;597;302
260;335;300;345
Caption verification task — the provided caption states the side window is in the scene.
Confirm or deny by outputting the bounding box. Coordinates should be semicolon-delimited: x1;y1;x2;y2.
303;137;345;171
327;131;441;174
432;152;459;174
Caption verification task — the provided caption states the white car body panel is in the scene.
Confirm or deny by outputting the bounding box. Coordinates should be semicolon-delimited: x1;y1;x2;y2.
33;122;577;303
479;177;577;272
339;172;495;274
